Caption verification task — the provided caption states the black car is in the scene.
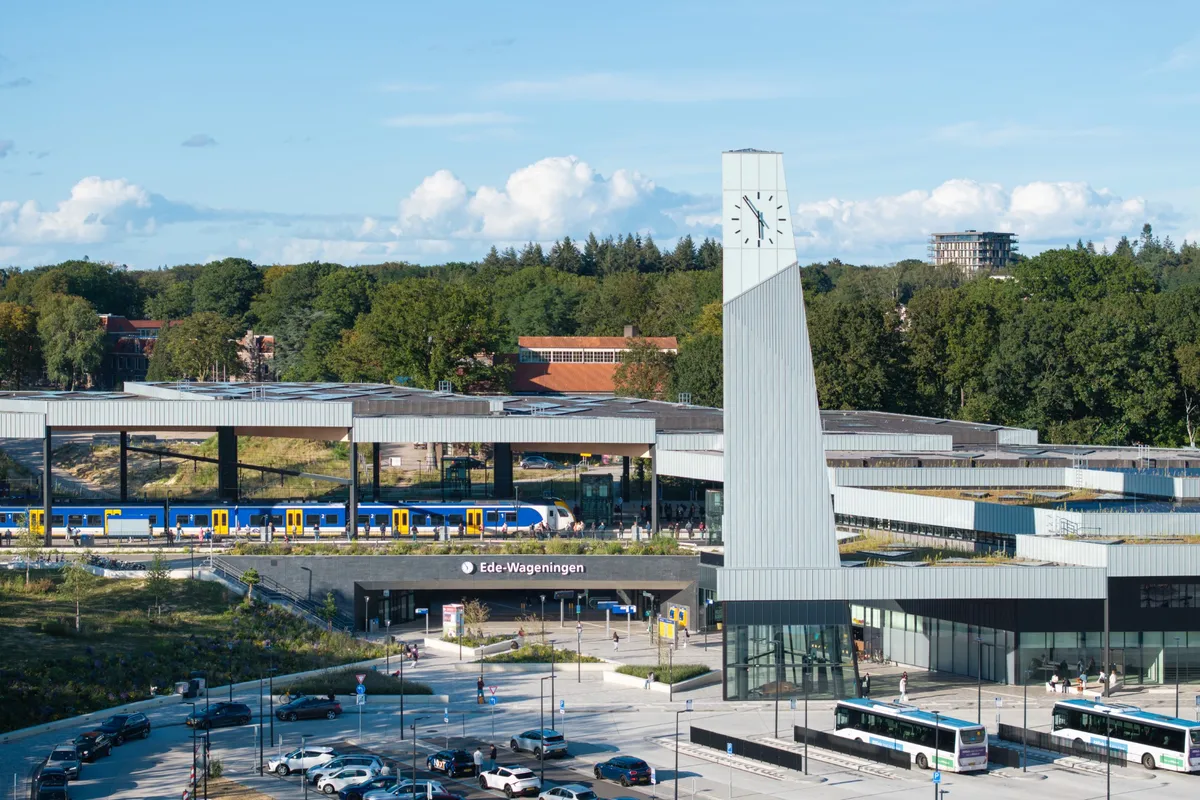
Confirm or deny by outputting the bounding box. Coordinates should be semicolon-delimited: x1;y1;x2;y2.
97;712;150;745
187;702;252;729
338;775;397;800
72;731;112;762
276;696;342;721
34;767;70;800
427;749;477;777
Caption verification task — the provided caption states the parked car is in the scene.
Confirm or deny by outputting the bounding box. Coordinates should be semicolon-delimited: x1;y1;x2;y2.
478;765;541;798
538;785;598;800
593;756;652;786
72;732;112;763
318;766;379;795
45;745;81;780
34;767;70;800
519;456;560;470
338;775;398;800
364;778;446;800
308;755;382;785
426;749;476;777
509;729;568;758
267;745;337;776
186;702;253;729
276;696;342;722
446;457;486;470
96;713;150;745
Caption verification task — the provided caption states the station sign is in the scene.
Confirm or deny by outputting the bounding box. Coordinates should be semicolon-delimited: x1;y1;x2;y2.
461;561;586;577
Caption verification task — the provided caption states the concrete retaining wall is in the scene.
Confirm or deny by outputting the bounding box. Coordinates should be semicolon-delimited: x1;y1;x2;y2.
602;668;719;693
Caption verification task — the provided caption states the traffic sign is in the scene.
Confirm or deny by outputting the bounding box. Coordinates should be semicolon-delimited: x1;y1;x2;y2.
789;699;796;711
995;697;1002;707
356;694;366;706
488;696;497;705
559;699;565;710
575;604;581;615
686;699;693;711
415;608;429;615
650;768;657;785
444;707;450;724
356;685;366;695
383;589;390;598
726;743;733;755
490;686;497;695
932;771;942;784
356;673;367;685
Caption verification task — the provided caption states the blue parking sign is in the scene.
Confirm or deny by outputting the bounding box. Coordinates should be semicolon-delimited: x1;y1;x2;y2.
726;743;733;755
932;771;941;784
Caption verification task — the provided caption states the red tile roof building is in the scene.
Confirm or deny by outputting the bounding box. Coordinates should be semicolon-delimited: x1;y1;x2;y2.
510;326;678;394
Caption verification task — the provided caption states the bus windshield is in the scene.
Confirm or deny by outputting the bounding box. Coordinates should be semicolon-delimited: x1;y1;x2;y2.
960;728;986;746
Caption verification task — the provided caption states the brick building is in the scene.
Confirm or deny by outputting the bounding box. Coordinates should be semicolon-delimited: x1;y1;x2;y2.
511;325;678;395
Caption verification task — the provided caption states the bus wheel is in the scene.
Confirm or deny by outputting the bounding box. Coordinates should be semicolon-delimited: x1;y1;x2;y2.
1141;753;1156;770
915;753;929;770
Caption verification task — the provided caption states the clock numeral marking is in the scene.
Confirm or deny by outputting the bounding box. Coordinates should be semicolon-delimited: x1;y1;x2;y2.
757;240;761;247
734;229;741;235
768;238;774;244
744;238;749;244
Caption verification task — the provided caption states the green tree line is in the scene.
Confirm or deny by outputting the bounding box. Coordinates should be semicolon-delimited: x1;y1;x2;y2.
3;224;1200;446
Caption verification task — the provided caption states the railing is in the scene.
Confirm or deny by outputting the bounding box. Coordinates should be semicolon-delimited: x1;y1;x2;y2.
793;726;912;769
208;557;355;631
997;724;1126;767
690;727;804;772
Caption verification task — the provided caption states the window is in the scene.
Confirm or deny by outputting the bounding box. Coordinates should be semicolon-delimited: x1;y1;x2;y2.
193;514;209;526
51;515;64;525
86;514;102;526
485;511;497;523
306;515;320;526
67;514;83;526
504;512;517;523
148;514;158;526
325;513;340;525
250;515;265;526
270;514;283;525
175;514;190;526
357;515;369;524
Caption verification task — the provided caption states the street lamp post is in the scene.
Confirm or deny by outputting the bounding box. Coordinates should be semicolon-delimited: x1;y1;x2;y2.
228;641;235;702
802;655;809;776
185;701;198;796
257;673;264;775
1023;670;1030;772
576;623;582;684
266;642;275;746
675;700;693;800
386;619;392;673
1104;709;1112;800
669;639;674;703
932;710;941;793
399;642;406;740
540;595;546;643
410;717;425;786
1175;636;1181;718
976;637;983;724
540;675;556;785
300;733;308;800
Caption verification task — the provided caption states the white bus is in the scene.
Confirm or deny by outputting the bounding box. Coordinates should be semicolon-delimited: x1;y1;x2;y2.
833;698;988;772
1051;699;1200;772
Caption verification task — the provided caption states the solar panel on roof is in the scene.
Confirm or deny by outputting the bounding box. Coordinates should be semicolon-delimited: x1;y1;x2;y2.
525;402;561;410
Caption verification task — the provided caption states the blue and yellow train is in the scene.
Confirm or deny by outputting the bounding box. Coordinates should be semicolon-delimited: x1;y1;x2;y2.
0;499;575;540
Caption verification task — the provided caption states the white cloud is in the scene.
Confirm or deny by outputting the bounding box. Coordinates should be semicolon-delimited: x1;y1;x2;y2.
793;178;1152;257
0;176;151;244
395;170;470;235
491;71;807;103
383;112;517;128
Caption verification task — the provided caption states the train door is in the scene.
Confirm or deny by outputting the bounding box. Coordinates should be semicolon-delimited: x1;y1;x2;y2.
103;508;122;535
466;508;483;537
286;509;302;537
212;509;229;535
29;508;44;536
392;508;409;536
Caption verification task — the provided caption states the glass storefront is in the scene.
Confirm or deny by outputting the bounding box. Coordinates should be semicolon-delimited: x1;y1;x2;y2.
1017;630;1200;686
724;623;856;700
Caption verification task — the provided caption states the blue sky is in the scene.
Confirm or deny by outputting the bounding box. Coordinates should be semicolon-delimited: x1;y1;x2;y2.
3;0;1200;268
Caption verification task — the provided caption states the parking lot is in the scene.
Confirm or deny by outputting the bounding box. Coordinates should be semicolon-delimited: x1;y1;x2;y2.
3;637;1200;800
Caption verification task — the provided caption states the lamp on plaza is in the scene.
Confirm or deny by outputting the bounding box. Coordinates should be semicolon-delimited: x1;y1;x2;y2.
257;671;265;775
674;699;693;800
385;618;392;673
932;710;941;797
1175;636;1181;718
228;640;236;702
265;642;275;746
539;674;557;784
540;594;546;642
1104;708;1112;800
1022;669;1031;772
185;701;199;795
410;716;426;786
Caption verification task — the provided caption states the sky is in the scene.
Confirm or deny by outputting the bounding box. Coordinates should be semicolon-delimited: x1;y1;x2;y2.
3;0;1200;269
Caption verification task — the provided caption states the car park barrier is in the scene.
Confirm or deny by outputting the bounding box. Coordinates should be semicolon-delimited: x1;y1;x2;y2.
690;727;803;772
792;726;912;769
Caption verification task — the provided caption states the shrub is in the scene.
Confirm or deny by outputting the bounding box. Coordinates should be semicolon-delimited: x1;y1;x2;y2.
484;644;603;664
283;668;431;696
442;633;510;647
615;664;710;684
208;757;223;778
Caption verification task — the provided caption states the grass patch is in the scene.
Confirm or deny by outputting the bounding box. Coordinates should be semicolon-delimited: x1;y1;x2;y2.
0;570;383;733
228;536;683;557
615;664;710;684
282;667;431;696
442;634;512;647
483;644;603;664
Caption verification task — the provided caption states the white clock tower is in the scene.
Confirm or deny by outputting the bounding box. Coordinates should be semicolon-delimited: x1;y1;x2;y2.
721;149;797;302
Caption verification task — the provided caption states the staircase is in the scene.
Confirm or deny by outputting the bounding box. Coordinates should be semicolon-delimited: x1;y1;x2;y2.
208;557;357;632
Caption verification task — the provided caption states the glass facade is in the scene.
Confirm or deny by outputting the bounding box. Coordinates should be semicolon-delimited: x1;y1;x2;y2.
1017;630;1200;686
724;623;856;700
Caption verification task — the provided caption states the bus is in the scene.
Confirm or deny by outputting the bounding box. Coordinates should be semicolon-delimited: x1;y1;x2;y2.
833;698;988;772
1051;699;1200;772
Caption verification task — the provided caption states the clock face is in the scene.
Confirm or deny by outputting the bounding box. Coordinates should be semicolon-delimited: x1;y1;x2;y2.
460;561;476;575
731;191;787;247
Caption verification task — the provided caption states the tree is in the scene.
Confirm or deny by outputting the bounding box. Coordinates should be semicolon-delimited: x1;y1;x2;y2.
144;551;170;612
0;302;40;388
321;592;338;631
191;258;263;322
808;294;907;411
671;333;722;407
462;597;491;639
1176;344;1200;447
150;312;246;381
36;294;105;389
59;559;99;632
548;237;583;274
613;338;675;400
16;526;43;584
241;567;260;603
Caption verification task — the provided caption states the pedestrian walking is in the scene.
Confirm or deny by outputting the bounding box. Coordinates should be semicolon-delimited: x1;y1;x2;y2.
644;671;655;690
473;748;483;773
612;632;619;651
860;672;871;698
488;744;497;769
477;675;485;704
1076;657;1084;678
682;627;690;648
899;671;908;703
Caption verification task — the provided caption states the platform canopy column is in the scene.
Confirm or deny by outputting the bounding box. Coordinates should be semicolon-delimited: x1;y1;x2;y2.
493;443;514;498
119;431;128;502
216;426;239;502
372;443;381;501
42;425;53;547
349;437;359;539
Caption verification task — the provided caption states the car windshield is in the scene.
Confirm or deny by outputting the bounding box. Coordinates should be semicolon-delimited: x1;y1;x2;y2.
49;751;74;761
626;760;648;769
544;735;564;743
511;770;534;779
39;774;66;787
959;728;986;745
102;716;127;727
575;793;598;800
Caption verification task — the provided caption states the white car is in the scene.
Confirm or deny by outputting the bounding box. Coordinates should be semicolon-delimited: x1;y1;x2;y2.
365;779;445;800
479;765;542;798
317;766;379;794
539;786;598;800
308;754;383;785
267;745;336;776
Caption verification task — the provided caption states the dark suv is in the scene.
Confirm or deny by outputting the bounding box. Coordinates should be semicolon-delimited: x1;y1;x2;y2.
276;696;342;721
187;702;252;729
427;749;477;777
97;713;151;745
72;732;112;762
34;767;70;800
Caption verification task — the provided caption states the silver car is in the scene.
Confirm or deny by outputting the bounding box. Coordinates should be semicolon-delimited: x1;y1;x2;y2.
509;729;568;758
47;745;81;780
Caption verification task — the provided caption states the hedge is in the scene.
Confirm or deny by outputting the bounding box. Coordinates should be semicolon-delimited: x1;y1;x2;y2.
615;664;710;684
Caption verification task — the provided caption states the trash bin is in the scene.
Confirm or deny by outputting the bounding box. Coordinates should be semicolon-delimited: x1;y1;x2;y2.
82;534;94;547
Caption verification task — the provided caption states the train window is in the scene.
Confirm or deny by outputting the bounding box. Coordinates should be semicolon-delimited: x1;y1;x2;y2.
148;515;158;526
68;515;83;526
249;514;265;526
325;513;340;525
357;515;369;524
270;514;283;525
193;514;209;526
485;511;497;523
447;514;464;525
51;515;64;526
175;514;190;526
504;512;517;523
86;515;102;526
14;513;25;525
305;515;320;526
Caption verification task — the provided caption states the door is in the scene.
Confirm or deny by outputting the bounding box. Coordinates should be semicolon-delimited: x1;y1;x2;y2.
286;509;302;537
392;508;409;536
29;508;44;536
104;508;122;535
467;508;483;536
212;509;229;535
